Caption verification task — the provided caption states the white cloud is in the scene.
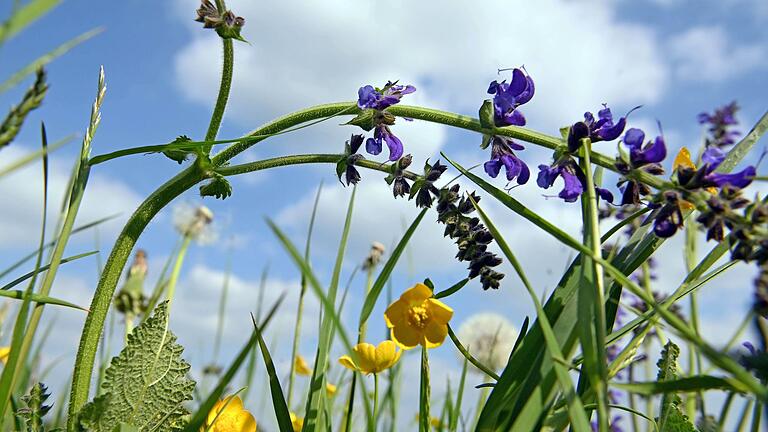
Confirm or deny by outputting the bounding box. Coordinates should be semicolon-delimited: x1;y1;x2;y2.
0;146;142;251
669;26;766;82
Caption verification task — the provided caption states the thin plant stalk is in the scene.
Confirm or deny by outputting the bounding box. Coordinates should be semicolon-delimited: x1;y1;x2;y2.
166;235;193;310
373;373;379;432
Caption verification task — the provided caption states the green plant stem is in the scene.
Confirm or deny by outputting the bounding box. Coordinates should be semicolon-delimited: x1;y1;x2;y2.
580;139;609;431
166;235;192;310
373;373;379;432
203;38;233;154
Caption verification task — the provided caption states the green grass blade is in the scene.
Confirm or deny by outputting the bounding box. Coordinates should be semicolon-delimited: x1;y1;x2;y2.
1;251;97;291
182;295;284;432
446;325;499;381
434;278;469;299
469;195;592;432
0;134;72;177
715;110;768;173
0;288;88;310
358;208;428;327
419;347;431;432
0;122;49;424
252;313;294;432
0;28;102;94
614;375;748;395
0;0;61;43
303;186;356;431
449;355;468;432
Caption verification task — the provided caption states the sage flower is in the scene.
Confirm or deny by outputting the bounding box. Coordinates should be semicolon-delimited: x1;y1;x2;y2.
484;137;530;185
698;101;740;148
356;81;415;161
486;67;535;127
568;104;635;152
536;158;586;203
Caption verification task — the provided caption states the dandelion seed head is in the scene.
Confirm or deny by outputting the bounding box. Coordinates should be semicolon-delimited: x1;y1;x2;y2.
457;312;517;372
172;202;217;244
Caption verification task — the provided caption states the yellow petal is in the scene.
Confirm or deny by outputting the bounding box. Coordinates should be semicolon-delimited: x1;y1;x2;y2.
206;399;225;427
673;147;695;171
373;340;397;372
326;383;337;397
237;411;257;432
400;283;433;303
391;324;422;350
338;355;358;371
290;412;304;432
354;342;377;374
294;355;313;376
427;298;453;325
423;321;448;348
384;298;409;329
0;347;10;364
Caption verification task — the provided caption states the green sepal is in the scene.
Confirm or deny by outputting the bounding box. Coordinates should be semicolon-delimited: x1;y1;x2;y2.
422;278;435;291
480;133;493;150
199;174;232;200
345;109;375;131
478;100;495;130
617;140;630;165
336;158;347;184
215;26;247;42
162;136;193;164
409;178;425;200
559;126;570;141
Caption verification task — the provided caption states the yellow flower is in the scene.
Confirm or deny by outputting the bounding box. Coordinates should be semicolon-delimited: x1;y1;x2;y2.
294;355;312;376
326;382;337;397
201;395;256;432
338;340;401;374
384;283;453;349
673;147;695;171
290;412;304;432
0;347;10;364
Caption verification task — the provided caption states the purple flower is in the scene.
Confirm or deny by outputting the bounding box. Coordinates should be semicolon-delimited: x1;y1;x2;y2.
483;136;530;185
355;81;415;161
536;158;586;203
706;166;756;189
652;191;685;238
366;125;404;161
357;81;415;111
622;128;667;167
568;104;635;152
487;67;535;127
698;101;741;148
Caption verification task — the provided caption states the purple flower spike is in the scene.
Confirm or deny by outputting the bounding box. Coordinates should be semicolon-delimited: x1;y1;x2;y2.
355;81;415;160
622;128;645;150
699;101;741;148
701;146;725;172
357;81;416;111
631;135;667;165
568;105;637;152
593;106;628;141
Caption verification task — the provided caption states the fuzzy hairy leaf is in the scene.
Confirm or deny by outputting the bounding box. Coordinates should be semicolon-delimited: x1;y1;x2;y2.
656;342;698;432
77;302;195;431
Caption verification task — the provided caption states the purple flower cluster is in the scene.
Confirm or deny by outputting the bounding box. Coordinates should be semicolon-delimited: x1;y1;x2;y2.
482;68;535;186
698;101;740;148
568;105;635;152
615;128;667;206
356;81;416;161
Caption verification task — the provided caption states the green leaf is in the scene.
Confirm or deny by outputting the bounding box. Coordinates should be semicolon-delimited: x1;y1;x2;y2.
250;315;294;432
162;136;194;164
199;174;232;200
615;375;748;396
433;278;469;299
77;302;195;432
715;110;768;173
656;342;698;432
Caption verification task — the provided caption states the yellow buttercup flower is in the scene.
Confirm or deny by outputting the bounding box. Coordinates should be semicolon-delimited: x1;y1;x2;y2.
384;283;453;349
0;347;10;364
201;395;256;432
338;341;402;374
294;355;312;376
290;412;304;432
326;382;337;397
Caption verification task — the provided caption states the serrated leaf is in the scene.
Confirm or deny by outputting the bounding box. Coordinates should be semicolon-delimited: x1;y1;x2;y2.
656;342;698;432
77;302;195;432
199;174;232;200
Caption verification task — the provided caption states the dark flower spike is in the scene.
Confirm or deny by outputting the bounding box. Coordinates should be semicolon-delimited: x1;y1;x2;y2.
487;67;535;127
386;154;413;198
536;158;587;203
195;0;246;41
652;191;685;238
409;159;448;208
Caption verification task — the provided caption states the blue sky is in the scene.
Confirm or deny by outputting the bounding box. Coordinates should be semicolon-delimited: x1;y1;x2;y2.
1;0;767;428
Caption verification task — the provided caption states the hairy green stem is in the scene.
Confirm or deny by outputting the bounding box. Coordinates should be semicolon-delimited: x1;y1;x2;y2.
203;38;233;154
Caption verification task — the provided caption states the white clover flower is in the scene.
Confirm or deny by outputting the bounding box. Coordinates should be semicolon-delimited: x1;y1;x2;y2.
456;312;517;373
172;203;217;244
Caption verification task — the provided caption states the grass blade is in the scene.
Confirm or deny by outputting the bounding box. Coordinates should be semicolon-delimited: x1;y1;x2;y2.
1;251;97;291
252;313;294;432
0;0;61;44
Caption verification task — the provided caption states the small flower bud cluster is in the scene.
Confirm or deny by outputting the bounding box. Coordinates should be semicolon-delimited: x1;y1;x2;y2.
435;185;504;290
